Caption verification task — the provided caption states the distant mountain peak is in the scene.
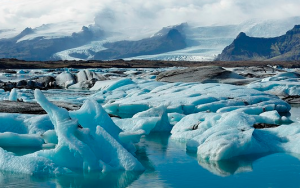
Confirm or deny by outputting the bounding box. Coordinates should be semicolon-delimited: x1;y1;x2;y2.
236;32;247;39
286;25;300;35
166;29;184;39
293;25;300;29
19;27;34;36
217;25;300;61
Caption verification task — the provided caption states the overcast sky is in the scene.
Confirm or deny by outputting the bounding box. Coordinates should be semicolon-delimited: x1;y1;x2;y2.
1;0;300;32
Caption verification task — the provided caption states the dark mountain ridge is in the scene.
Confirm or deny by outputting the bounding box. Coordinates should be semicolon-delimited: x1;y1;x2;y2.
0;27;104;61
0;24;186;61
93;28;186;60
216;25;300;61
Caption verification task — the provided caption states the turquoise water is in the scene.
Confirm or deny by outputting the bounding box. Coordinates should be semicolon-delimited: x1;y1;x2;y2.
1;133;300;188
2;107;300;188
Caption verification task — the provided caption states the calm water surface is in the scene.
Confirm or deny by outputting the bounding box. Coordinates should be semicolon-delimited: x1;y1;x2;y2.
1;108;300;188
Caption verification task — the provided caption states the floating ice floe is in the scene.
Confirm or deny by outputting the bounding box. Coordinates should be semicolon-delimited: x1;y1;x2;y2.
247;72;300;96
171;110;282;161
101;80;290;118
0;89;144;174
113;105;172;137
0;132;44;147
88;78;300;161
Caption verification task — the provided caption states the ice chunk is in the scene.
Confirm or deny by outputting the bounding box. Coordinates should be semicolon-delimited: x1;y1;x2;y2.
24;114;54;134
42;130;58;144
17;70;27;74
247;72;300;96
34;89;144;172
113;106;171;136
77;69;107;83
0;132;44;147
104;82;290;118
259;111;281;124
55;72;76;88
168;113;186;125
0;113;54;135
68;81;92;89
0;148;67;175
0;113;29;134
90;78;134;91
70;99;122;141
113;118;157;135
133;106;172;132
9;88;18;101
171;110;291;161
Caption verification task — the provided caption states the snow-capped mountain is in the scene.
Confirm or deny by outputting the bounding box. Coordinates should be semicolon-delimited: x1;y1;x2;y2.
0;17;300;61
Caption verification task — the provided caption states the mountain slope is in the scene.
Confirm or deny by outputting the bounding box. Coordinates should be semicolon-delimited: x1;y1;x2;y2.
1;17;300;61
216;25;300;61
93;29;186;60
0;27;104;61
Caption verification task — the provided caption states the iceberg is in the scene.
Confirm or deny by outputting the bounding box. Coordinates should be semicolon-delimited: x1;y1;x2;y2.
55;72;76;88
103;82;290;118
171;108;300;161
76;69;107;83
113;105;172;139
0;132;44;147
2;67;300;174
0;89;144;175
247;72;300;96
90;78;134;91
9;88;18;101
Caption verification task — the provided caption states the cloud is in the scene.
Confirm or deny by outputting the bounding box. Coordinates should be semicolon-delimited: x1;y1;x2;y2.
1;0;300;37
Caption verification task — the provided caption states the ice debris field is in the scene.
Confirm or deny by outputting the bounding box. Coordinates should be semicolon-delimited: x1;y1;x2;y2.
1;67;300;175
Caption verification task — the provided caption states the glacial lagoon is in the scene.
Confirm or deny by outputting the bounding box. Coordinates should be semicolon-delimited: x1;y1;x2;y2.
1;131;300;188
2;105;300;187
1;67;300;187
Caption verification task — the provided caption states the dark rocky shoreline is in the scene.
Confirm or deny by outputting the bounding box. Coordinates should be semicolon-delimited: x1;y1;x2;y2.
1;58;300;69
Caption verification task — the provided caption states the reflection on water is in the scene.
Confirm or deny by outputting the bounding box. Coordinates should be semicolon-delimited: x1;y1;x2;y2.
2;132;300;187
54;171;141;188
0;171;142;188
195;153;274;177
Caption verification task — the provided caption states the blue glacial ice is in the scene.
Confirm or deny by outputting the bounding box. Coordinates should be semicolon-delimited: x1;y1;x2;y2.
9;88;18;101
87;78;299;161
247;72;300;96
0;89;144;174
2;68;300;175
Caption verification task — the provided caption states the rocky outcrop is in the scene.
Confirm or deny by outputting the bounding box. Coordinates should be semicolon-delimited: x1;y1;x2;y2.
253;123;280;129
0;101;80;114
0;69;108;90
0;76;59;91
216;25;300;61
281;95;300;104
156;66;250;85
